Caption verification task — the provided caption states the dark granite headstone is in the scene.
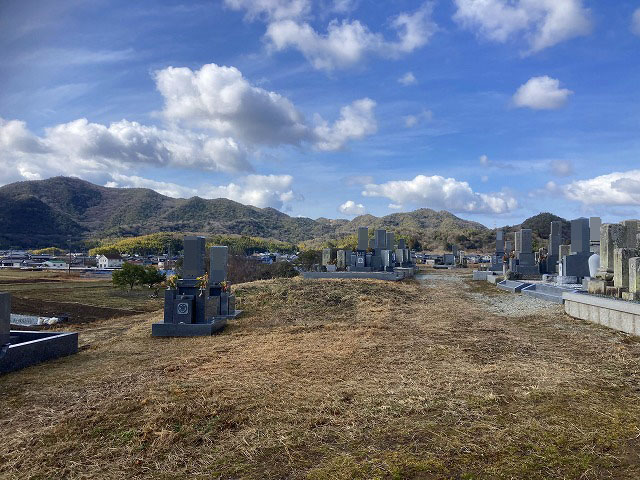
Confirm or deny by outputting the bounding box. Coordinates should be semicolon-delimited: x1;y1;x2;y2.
0;292;10;346
183;236;206;279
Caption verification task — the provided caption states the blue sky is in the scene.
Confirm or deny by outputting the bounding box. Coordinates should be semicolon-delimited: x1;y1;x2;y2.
1;0;640;227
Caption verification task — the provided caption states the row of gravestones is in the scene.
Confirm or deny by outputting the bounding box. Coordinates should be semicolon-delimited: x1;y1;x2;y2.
491;217;602;279
588;220;640;300
321;227;413;272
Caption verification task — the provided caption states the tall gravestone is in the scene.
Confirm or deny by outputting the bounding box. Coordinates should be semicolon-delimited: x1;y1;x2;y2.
562;218;593;279
374;229;387;250
514;229;538;275
357;227;368;251
386;232;395;251
183;236;205;279
597;224;626;280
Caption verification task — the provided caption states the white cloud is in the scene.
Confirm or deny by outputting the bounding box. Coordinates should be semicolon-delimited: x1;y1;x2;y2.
398;72;417;86
550;159;574;176
313;98;377;150
156;63;376;151
264;3;436;71
108;174;198;198
512;76;572;110
0;117;251;180
479;154;489;166
565;170;640;206
107;173;301;209
388;203;403;210
156;63;311;146
362;175;518;214
203;174;298;209
331;0;357;14
632;8;640;36
404;109;432;128
453;0;591;53
224;0;310;21
338;200;366;215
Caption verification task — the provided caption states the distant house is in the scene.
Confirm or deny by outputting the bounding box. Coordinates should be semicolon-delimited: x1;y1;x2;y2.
43;260;68;270
97;253;124;269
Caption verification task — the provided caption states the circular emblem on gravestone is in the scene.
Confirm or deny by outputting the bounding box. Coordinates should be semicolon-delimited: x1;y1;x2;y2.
177;302;189;315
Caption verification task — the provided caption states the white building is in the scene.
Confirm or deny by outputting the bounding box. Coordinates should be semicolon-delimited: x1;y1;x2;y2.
43;260;68;270
97;253;124;269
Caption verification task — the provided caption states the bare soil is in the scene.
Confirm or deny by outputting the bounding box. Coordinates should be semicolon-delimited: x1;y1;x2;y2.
1;270;640;479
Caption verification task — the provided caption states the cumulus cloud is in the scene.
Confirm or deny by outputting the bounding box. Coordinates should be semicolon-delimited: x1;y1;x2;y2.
313;98;377;150
512;76;572;110
0;117;252;181
388;203;403;210
362;175;518;214
633;8;640;36
224;0;310;21
107;173;300;209
565;170;640;206
338;200;366;215
264;3;436;71
156;63;376;151
203;174;298;209
453;0;591;53
398;72;417;86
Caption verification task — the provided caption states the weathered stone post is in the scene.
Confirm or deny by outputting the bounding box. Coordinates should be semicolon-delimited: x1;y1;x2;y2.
597;223;626;280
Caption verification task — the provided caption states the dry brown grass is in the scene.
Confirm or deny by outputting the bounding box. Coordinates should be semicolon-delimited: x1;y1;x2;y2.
1;273;640;479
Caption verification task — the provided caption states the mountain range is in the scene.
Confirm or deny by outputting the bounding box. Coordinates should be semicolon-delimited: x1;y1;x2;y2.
0;176;567;251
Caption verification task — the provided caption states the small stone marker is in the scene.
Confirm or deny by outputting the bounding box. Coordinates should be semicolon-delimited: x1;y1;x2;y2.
629;257;640;300
614;248;637;289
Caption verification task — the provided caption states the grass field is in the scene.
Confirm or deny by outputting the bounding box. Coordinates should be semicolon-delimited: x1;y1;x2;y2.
1;270;640;478
0;269;162;323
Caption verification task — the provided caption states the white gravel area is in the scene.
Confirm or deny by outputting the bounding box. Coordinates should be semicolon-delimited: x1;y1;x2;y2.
417;272;564;317
465;291;563;317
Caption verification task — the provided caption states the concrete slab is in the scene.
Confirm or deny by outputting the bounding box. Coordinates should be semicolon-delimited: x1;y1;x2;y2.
496;280;532;293
522;284;578;304
487;274;504;285
563;291;640;336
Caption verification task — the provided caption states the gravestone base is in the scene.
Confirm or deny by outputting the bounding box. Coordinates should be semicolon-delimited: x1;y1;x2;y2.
557;276;578;285
622;292;640;301
514;265;540;275
606;286;627;299
588;278;609;295
152;318;228;337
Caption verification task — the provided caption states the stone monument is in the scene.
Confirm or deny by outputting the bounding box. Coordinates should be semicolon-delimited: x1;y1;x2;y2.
152;236;241;337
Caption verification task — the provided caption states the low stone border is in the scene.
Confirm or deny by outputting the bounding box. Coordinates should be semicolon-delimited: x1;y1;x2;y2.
563;291;640;336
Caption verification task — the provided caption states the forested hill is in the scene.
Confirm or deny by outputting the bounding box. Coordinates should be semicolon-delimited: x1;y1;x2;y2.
0;177;567;251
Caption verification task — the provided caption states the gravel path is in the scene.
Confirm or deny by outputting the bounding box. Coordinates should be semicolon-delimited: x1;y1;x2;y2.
417;271;563;317
465;291;563;317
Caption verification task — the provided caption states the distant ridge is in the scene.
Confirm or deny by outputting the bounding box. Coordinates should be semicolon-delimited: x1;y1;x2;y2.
0;176;566;251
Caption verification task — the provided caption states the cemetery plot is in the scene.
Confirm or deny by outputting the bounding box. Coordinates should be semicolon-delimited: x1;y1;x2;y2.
2;273;640;478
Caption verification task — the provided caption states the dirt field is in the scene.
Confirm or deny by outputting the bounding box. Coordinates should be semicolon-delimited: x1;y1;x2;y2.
0;269;162;323
1;270;640;479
